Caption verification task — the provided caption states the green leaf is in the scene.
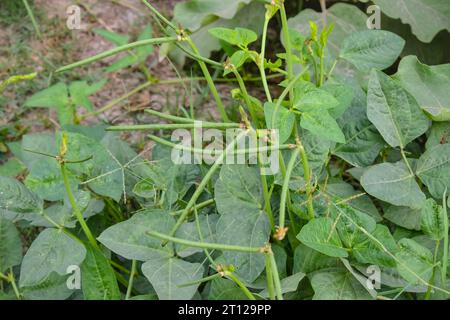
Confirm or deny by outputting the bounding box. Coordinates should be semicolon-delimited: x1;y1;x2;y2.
0;217;22;273
311;270;373;300
97;209;175;261
367;70;430;148
260;272;305;298
322;82;354;118
94;28;129;46
208;278;249;300
340;30;405;72
293;82;339;112
333;83;385;167
68;80;107;112
372;0;450;43
293;244;339;274
420;198;446;240
264;102;294;144
325;182;382;222
396;55;450;121
141;252;204;300
19;228;86;287
353;225;398;268
175;214;218;258
214;165;270;283
426;122;450;150
209;27;257;47
361;161;425;208
288;3;368;59
396;238;434;285
297;217;348;258
81;245;121;300
416;144;450;199
0;176;43;218
22;273;74;300
174;0;253;31
384;206;422;231
300;110;346;143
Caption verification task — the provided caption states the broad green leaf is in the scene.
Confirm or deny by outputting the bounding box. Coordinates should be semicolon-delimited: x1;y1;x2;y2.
19;228;86;287
0;158;25;177
24;82;68;110
426;122;450;150
311;270;373;300
22;273;74;300
340;30;405;72
333;83;385;167
396;238;434;285
215;165;270;283
300;110;346;143
372;0;450;43
0;176;43;217
68;80;107;112
175;214;218;258
367;70;430;148
396;55;450;121
416;144;450;199
208;27;257;47
24;159;68;201
81;245;120;300
420;198;446;240
97;209;175;261
330;203;377;249
174;0;253;31
361;161;425;208
0;217;22;273
293;244;340;274
293;82;339;112
322;82;354;118
353;225;398;268
297;217;348;258
141;252;204;300
325;182;382;222
384;206;422;231
264;102;294;144
208;278;249;300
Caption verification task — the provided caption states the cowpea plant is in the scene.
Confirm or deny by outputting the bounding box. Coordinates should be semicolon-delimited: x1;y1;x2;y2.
1;0;450;300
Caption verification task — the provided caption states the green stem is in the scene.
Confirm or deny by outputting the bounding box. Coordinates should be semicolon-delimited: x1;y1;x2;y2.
279;149;300;231
186;38;229;122
425;241;440;300
171;199;215;217
280;3;294;102
265;254;276;300
141;0;177;31
147;231;262;253
107;123;239;131
233;70;259;126
145;109;195;123
148;134;292;156
268;252;283;300
298;141;314;220
178;273;222;288
22;0;42;39
166;130;249;240
400;148;414;176
125;260;137;300
259;155;275;231
56;37;178;73
259;17;272;102
175;42;224;68
227;273;256;300
8;269;21;300
60;163;99;250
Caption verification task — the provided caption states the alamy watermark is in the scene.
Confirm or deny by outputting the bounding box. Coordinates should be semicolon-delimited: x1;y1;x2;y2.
66;5;82;30
170;123;283;175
